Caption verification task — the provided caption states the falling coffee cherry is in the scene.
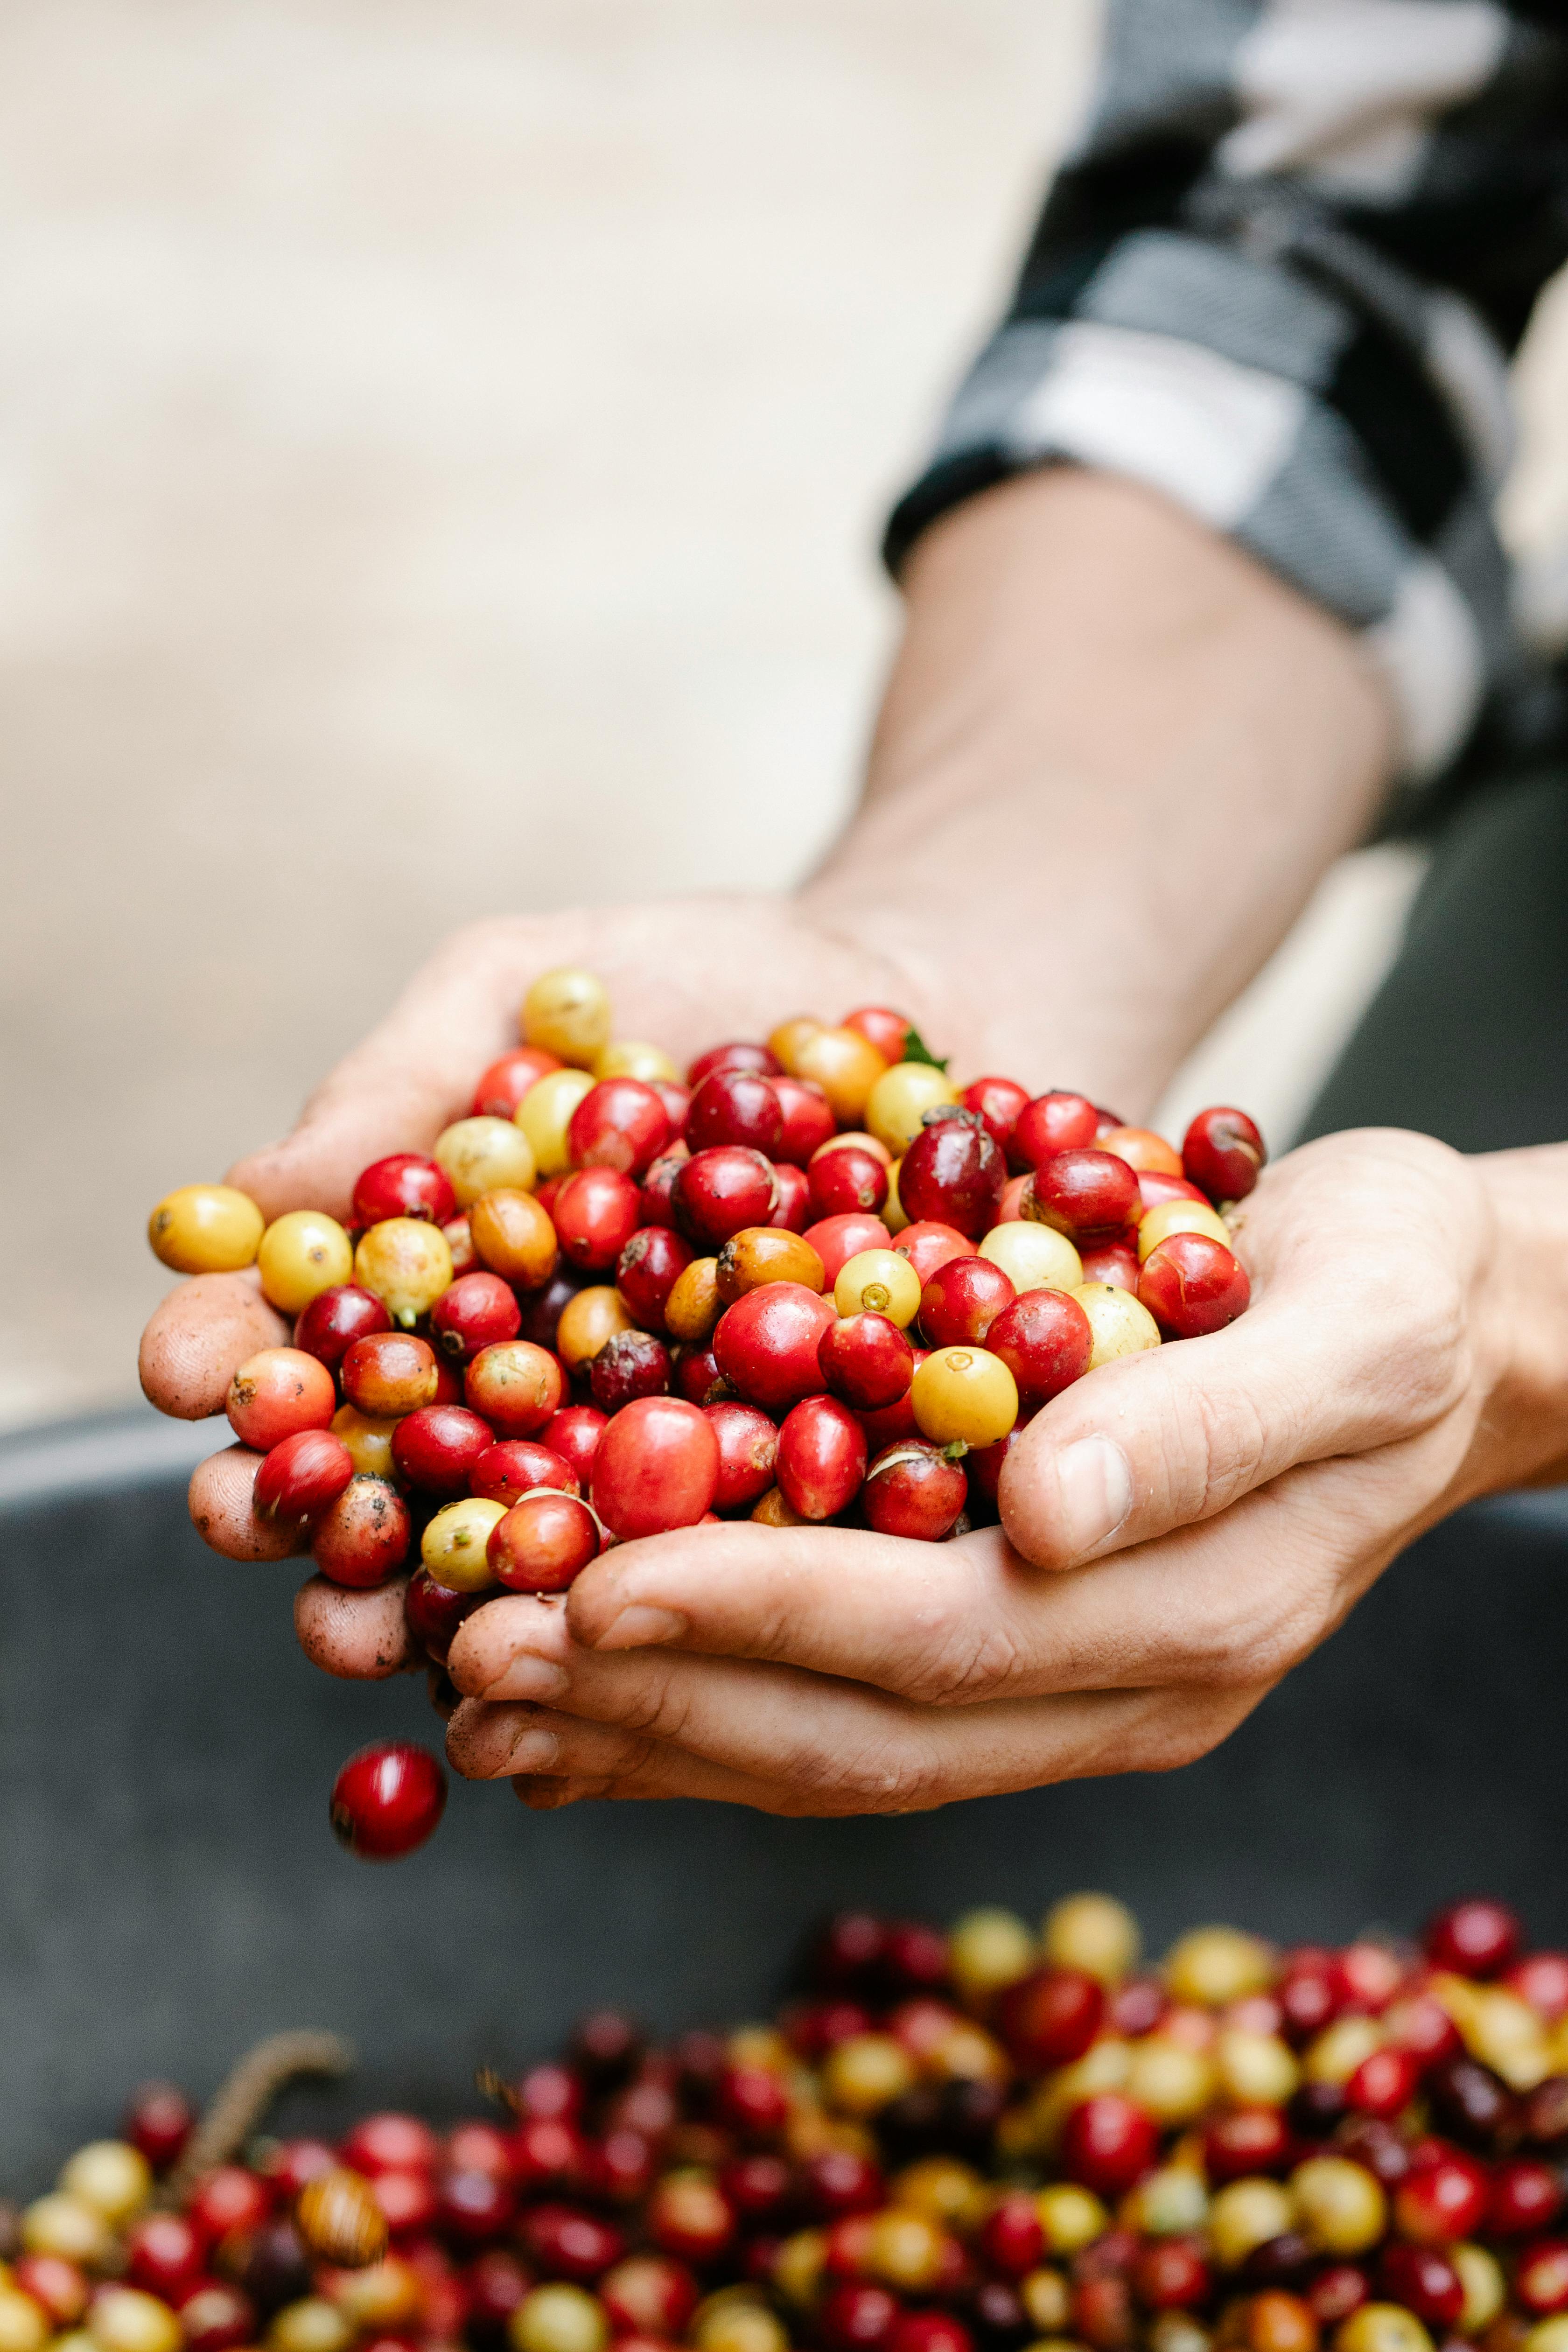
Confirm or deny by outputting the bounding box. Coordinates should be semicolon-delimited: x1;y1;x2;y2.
329;1742;447;1862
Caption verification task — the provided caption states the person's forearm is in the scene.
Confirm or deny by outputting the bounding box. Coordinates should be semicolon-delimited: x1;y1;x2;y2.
1471;1143;1568;1496
800;468;1397;1113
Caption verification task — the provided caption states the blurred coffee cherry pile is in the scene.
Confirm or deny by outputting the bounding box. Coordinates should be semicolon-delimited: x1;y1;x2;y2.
8;1899;1568;2352
147;973;1263;1856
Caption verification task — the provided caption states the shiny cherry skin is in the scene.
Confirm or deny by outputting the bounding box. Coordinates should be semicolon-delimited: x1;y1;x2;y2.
329;1741;447;1859
430;1272;523;1362
804;1212;894;1286
1346;2046;1421;2119
714;1281;836;1411
1182;1105;1266;1204
464;1341;564;1437
818;2283;899;2352
1379;2244;1464;2329
590;1328;672;1411
470;1044;563;1118
862;1442;966;1540
645;2171;735;2263
1132;2241;1211;2312
1393;2150;1489;2242
979;2192;1044;2278
342;1331;439;1419
470;1439;579;1505
1138;1233;1250;1337
1059;2095;1158;2195
391;1405;495;1497
704;1400;779;1511
616;1225;695;1332
1424;1896;1523;1978
567;1078;670;1177
520;2201;626;2281
809;1147;889;1220
772;1076;838;1165
672;1342;727;1404
686;1070;784;1157
898;1113;1005;1239
651;1079;692;1139
1013;1091;1099;1165
843;1005;913;1063
489;1491;602;1594
1517;2240;1568;2314
768;1159;813;1231
892;1222;971;1285
124;2213;205;2299
553;1168;644;1272
1137;1170;1209;1212
293;1283;393;1371
855;1349;929;1453
539;1406;607;1486
1203;2106;1291;2182
1490;2158;1564;2236
918;1254;1015;1346
405;1568;482;1664
185;2164;272;2241
986;1288;1092;1404
1024;1148;1140;1245
959;1077;1030;1162
253;1428;355;1522
1078;1238;1140;1292
640;1150;689;1227
591;1396;721;1538
439;2166;515;2240
819;1313;914;1411
351;1153;459;1230
1382;1993;1463;2072
998;1967;1105;2069
312;1476;412;1587
1507;1951;1568;2018
227;1346;338;1449
687;1040;782;1088
673;1147;778;1248
776;1395;868;1521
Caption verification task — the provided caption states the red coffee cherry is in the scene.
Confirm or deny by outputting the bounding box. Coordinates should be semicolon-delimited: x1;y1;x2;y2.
352;1154;457;1229
819;1313;915;1412
553;1168;644;1272
293;1283;392;1371
986;1288;1092;1404
918;1255;1015;1347
470;1440;580;1505
1182;1105;1266;1204
673;1148;779;1248
686;1070;784;1157
714;1282;836;1412
897;1114;1005;1240
488;1491;602;1594
567;1079;670;1177
391;1405;494;1497
1023;1149;1140;1246
591;1397;721;1538
704;1401;779;1512
253;1428;355;1523
616;1225;695;1333
329;1741;447;1860
862;1442;966;1542
776;1395;868;1521
429;1272;523;1362
1013;1091;1099;1166
1138;1234;1250;1338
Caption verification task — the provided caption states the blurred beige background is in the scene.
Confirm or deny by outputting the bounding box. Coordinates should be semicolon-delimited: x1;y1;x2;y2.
1;0;1565;1432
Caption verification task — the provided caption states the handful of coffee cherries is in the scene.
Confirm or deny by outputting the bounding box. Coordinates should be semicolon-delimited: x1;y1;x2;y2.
147;971;1262;1857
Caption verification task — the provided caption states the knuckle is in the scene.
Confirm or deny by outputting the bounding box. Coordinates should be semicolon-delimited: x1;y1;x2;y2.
783;1725;946;1816
903;1617;1027;1707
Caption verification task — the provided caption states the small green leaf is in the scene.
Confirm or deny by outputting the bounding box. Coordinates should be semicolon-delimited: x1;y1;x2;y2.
900;1024;949;1072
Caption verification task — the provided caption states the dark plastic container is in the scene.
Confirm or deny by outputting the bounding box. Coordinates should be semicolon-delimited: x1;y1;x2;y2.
1;1407;1565;2186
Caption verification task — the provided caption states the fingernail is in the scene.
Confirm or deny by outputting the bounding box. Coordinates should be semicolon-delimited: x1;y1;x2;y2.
589;1603;687;1652
1055;1436;1133;1560
508;1724;561;1771
480;1654;570;1703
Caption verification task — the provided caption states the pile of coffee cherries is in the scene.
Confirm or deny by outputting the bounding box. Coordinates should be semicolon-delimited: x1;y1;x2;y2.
148;972;1261;1855
11;1896;1568;2352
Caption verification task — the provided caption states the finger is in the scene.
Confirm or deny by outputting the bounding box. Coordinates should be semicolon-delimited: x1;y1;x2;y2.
293;1573;417;1679
1001;1129;1477;1571
188;1444;304;1562
141;1270;287;1420
447;1694;784;1806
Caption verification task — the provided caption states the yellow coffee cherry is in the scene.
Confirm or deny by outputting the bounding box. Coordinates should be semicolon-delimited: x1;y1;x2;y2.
422;1496;508;1591
1075;1282;1162;1367
1165;1926;1275;2007
768;1018;825;1076
1019;2270;1071;2334
866;1062;959;1155
912;1346;1018;1449
1210;2178;1296;2269
331;1404;398;1479
89;2291;182;2352
1335;2307;1433;2352
893;2158;987;2230
793;1028;888;1125
1136;1199;1231;1262
517;1070;598;1178
1043;1892;1140;1985
594;1040;680;1084
0;2293;49;2352
693;2301;788;2352
1525;2322;1568;2352
948;1907;1035;2003
521;968;613;1067
1035;2183;1110;2254
509;2285;609;2352
19;2195;112;2266
772;2232;827;2311
354;1218;453;1327
1452;2245;1505;2336
59;2139;151;2223
147;1183;265;1275
930;2020;1009;2082
1124;2165;1210;2237
435;1115;538;1205
1149;2321;1212;2352
1216;2029;1300;2107
328;2261;423;2331
556;1285;633;1370
267;2303;354;2352
980;1223;1084;1295
257;1211;354;1315
664;1259;722;1345
1456;1986;1553;2089
862;2208;948;2292
1126;2038;1217;2126
823;2033;917;2115
1303;2017;1381;2086
1290;2156;1386;2255
883;1157;909;1234
835;1249;922;1327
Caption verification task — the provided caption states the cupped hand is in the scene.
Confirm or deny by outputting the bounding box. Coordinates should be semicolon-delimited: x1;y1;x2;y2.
440;1128;1559;1813
139;896;973;1672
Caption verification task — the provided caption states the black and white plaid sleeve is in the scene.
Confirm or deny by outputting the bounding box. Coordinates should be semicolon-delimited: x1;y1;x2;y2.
885;0;1568;782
